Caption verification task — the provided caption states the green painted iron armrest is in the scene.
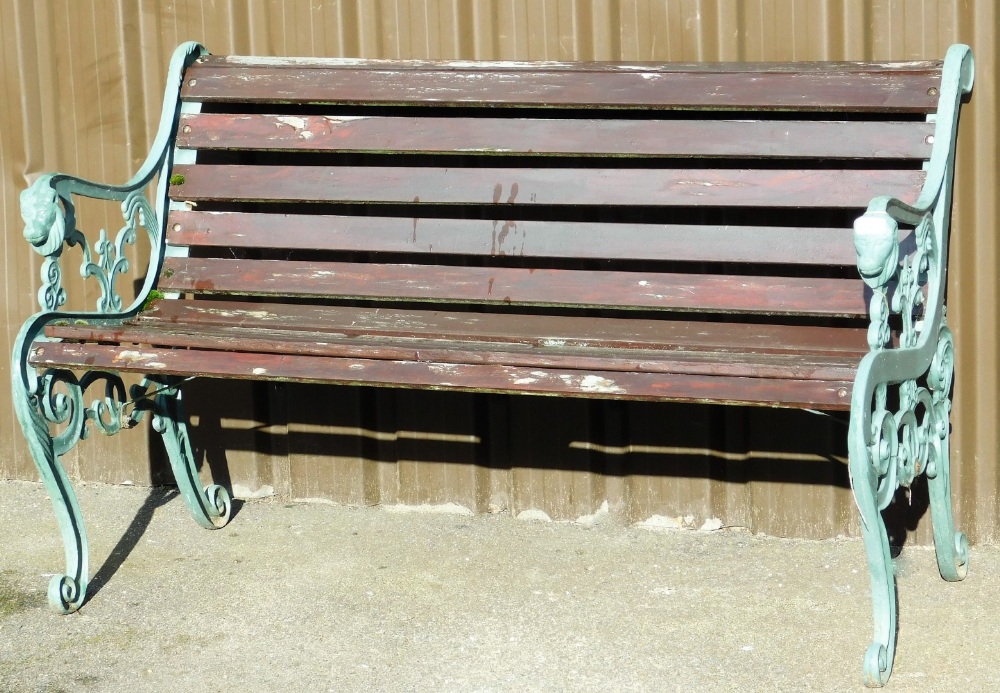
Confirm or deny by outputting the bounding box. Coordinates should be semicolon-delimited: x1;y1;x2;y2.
850;42;973;424
18;41;206;321
11;41;207;473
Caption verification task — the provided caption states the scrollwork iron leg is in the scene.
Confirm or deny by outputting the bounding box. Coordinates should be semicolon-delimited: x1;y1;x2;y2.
849;421;897;687
924;326;969;581
12;379;88;613
148;381;231;529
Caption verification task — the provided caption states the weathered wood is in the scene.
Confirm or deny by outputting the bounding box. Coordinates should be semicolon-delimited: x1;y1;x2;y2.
176;114;935;160
167;211;907;266
28;342;855;410
156;258;869;317
182;59;942;112
42;320;862;381
195;55;944;73
169;165;926;209
130;300;873;356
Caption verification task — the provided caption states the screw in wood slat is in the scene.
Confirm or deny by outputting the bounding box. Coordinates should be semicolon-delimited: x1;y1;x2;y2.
927;86;939;96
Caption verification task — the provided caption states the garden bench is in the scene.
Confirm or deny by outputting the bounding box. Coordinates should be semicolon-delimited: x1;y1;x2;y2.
13;42;973;686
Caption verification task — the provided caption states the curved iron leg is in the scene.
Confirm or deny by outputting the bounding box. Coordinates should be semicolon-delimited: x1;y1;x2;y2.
12;384;88;613
849;429;897;688
151;384;231;529
925;327;969;581
926;443;969;581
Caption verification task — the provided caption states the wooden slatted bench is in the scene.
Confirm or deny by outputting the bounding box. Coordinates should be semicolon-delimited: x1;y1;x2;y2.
13;42;974;686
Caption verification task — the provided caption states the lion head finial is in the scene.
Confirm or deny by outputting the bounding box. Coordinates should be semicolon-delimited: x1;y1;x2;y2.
854;211;900;288
20;177;66;256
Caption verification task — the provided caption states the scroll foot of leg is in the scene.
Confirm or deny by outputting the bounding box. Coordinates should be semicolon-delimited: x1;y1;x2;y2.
863;643;889;688
929;511;969;581
13;385;89;613
926;326;968;581
857;519;897;688
47;573;85;614
152;387;231;530
850;439;897;687
927;438;968;581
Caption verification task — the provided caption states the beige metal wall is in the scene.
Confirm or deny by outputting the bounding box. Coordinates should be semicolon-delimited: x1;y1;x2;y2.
1;0;997;542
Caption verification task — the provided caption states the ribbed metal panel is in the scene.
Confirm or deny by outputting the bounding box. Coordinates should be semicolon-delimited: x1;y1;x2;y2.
1;0;997;541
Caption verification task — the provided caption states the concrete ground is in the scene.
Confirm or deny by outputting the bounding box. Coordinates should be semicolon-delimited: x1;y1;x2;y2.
0;480;993;692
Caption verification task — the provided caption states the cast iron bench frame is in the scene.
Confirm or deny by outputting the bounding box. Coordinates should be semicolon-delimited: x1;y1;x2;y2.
13;42;974;687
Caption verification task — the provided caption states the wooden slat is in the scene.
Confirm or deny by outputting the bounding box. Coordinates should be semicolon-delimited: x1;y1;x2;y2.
197;55;943;73
133;300;873;356
176;114;935;160
167;211;899;266
156;258;868;317
28;342;855;410
182;59;942;112
169;165;925;209
43;321;861;381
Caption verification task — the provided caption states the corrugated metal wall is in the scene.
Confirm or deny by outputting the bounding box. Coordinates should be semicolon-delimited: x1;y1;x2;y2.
1;0;997;542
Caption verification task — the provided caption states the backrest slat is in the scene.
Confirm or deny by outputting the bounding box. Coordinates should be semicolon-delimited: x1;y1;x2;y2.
177;114;936;160
183;57;944;112
167;211;913;267
170;164;925;208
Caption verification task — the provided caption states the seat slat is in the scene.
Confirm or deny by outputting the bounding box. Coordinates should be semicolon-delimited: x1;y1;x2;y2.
176;114;935;160
44;320;860;381
170;165;925;209
29;342;855;410
157;258;868;317
182;59;942;112
168;211;899;266
134;300;872;356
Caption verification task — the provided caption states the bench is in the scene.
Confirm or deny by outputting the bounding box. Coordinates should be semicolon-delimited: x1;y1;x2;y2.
13;42;973;686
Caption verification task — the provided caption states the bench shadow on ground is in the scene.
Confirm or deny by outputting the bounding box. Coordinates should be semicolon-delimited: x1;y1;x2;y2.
143;379;930;544
87;474;246;605
90;376;932;601
92;375;934;601
86;374;935;608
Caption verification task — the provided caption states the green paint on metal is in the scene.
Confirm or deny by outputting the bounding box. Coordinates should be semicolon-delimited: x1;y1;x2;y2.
148;379;232;529
848;44;972;688
10;41;220;615
10;361;89;613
